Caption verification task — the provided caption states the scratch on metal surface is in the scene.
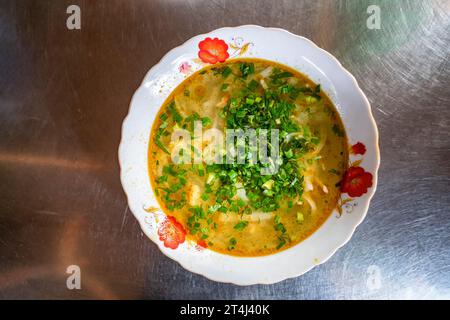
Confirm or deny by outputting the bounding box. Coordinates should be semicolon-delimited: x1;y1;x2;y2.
34;209;61;216
376;107;390;116
120;205;129;232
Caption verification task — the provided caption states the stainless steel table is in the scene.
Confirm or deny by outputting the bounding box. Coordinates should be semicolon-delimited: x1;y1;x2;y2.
0;0;449;299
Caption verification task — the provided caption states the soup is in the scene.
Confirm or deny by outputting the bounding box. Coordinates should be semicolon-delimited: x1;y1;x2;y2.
148;58;348;256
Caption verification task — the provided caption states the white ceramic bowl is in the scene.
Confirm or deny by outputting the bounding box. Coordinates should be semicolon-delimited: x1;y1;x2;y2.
118;25;379;285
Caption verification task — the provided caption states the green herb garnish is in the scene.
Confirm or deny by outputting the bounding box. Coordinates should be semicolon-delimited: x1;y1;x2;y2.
234;221;249;231
239;62;255;79
228;237;237;250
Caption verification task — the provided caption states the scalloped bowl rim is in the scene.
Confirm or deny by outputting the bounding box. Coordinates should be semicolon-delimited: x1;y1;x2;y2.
118;25;380;285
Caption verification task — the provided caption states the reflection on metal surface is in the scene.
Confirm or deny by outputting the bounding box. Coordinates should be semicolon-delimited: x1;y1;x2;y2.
0;152;102;171
57;216;119;299
0;216;119;299
0;266;55;291
0;0;449;299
